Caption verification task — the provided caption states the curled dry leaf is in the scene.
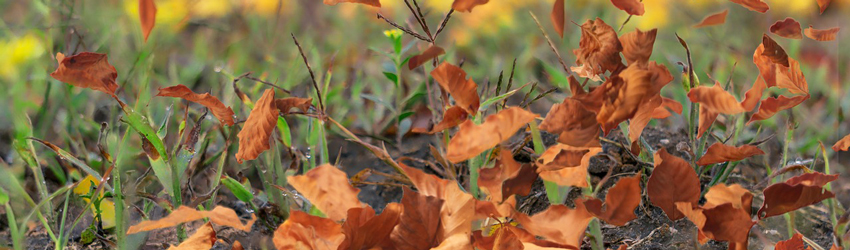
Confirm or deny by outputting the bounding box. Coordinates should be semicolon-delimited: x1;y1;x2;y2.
323;0;380;7
697;105;718;139
573;18;623;77
156;84;235;126
762;34;789;67
610;0;644;15
50;52;119;96
774;232;810;250
274;210;344;250
687;82;746;115
414;106;469;134
127;206;256;234
693;9;728;28
770;18;803;39
438;184;476;248
747;94;809;125
619;28;657;66
390;187;445;249
582;174;642;226
753;40;808;95
647;148;700;220
758;172;838;219
741;77;767;111
408;46;445;70
474;225;570;250
287;164;364;222
804;25;840;41
339;204;402;250
274;97;313;115
676;184;755;245
650;97;683;119
236;89;278;163
452;0;489;12
168;222;215;250
551;0;565;38
817;0;831;13
139;0;156;42
696;143;765;166
540;96;600;147
399;163;450;198
446;107;538;163
514;202;594;248
479;150;530;203
431;62;481;115
597;62;672;134
730;0;769;13
833;134;850;151
536;144;602;187
703;184;753;211
628;95;662;146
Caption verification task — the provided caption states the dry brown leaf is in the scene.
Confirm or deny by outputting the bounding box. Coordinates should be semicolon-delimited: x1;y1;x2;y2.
628;94;662;145
696;143;765;166
697;105;718;139
759;172;838;219
804;25;840;41
741;76;767;111
156;84;235;126
753;43;809;95
551;0;565;38
415;106;469;134
236;89;279;163
573;18;623;77
446;107;538;163
287;164;364;222
274;210;344;250
323;0;380;7
127;206;256;234
339;204;402;250
677;202;755;244
833;134;850;151
693;9;728;28
817;0;831;13
274;97;313;115
730;0;769;13
399;163;450;198
452;0;489;12
611;0;644;15
597;62;672;134
619;28;657;65
582;174;642;226
703;184;753;211
762;34;790;67
775;232;812;250
540;97;600;147
168;222;216;250
747;94;809;125
50;52;119;96
408;46;446;70
390;187;444;249
231;240;243;250
647;148;700;220
437;184;475;248
687;82;746;115
650;97;683;119
514;201;594;248
431;62;481;115
770;18;803;39
474;195;516;219
537;144;601;187
479;150;525;203
139;0;156;42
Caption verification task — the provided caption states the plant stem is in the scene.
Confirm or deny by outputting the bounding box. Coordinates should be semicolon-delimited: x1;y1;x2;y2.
781;122;795;238
530;121;560;204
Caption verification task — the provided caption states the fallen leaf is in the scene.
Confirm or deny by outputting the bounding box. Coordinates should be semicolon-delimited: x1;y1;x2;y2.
693;9;728;28
414;106;469;134
817;0;830;13
274;97;313;114
583;174;642;226
703;184;753;212
759;172;838;219
408;46;446;70
774;232;811;250
287;164;364;221
156;84;235;126
647;148;700;220
573;18;623;77
236;89;279;163
741;76;767;111
610;0;644;15
514;201;594;248
479;150;527;203
139;0;156;42
431;62;481;115
474;195;516;219
676;202;756;244
753;42;808;95
833;134;850;151
628;94;662;145
597;62;672;134
274;210;344;250
452;0;489;12
804;25;840;41
697;105;718;139
232;241;243;250
687;82;746;115
50;52;119;96
770;18;803;39
551;0;565;38
762;34;789;67
168;222;215;250
339;204;402;250
323;0;380;7
650;97;683;119
747;94;809;125
446;107;538;163
536;144;602;187
437;184;475;248
696;143;765;166
619;28;657;65
399;163;450;198
730;0;769;13
390;187;444;249
539;97;600;147
127;206;256;234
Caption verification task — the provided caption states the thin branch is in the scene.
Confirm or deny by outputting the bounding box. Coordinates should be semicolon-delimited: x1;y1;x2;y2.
377;13;432;42
434;9;454;40
291;34;326;113
529;11;571;75
618;15;633;33
403;0;432;39
412;0;431;35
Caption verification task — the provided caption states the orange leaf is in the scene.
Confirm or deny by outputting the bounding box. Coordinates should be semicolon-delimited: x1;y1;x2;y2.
833;134;850;151
431;62;481;115
693;9;728;28
236;89;279;163
479;150;528;203
50;52;118;96
274;97;313;115
770;18;803;39
703;184;753;212
676;202;755;244
729;0;769;13
597;62;672;133
408;46;445;70
339;204;402;250
447;107;538;163
438;184;475;247
762;34;789;67
687;82;746;115
452;0;489;12
390;187;444;249
610;0;645;15
156;84;235;126
274;210;344;250
399;163;450;198
536;144;601;187
127;206;256;234
775;233;812;250
817;0;831;13
573;18;623;77
697;105;718;139
582;174;642;226
758;172;838;219
650;97;683;119
747;94;809;125
287;164;364;222
628;94;662;145
139;0;156;42
741;76;767;111
753;42;808;95
551;0;565;38
540;97;600;147
168;222;216;250
514;202;594;248
414;106;469;134
474;196;516;219
804;25;840;41
323;0;380;7
619;28;657;65
647;148;700;220
696;143;765;166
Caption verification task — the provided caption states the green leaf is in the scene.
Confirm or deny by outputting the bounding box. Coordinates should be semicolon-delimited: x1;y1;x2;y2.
28;138;110;190
383;72;398;85
277;117;292;148
221;175;254;203
0;188;8;204
398;111;415;121
478;83;528;112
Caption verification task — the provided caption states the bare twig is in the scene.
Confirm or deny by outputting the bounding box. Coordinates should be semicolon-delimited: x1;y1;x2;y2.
619;15;633;33
434;9;454;40
403;0;432;39
529;11;571;75
291;34;326;113
376;13;432;42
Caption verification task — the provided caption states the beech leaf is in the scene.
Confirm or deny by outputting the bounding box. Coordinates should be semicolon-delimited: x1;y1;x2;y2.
452;0;489;12
431;62;481;115
287;164;364;222
583;174;642;226
274;210;344;250
758;172;838;219
156;84;235;126
551;0;565;38
610;0;644;15
323;0;380;7
693;9;728;28
729;0;769;13
804;25;840;41
236;89;279;163
770;18;803;39
446;107;538;163
408;46;445;70
50;52;119;96
833;134;850;152
696;143;765;166
139;0;156;42
647;148;700;220
127;206;256;234
168;222;216;250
